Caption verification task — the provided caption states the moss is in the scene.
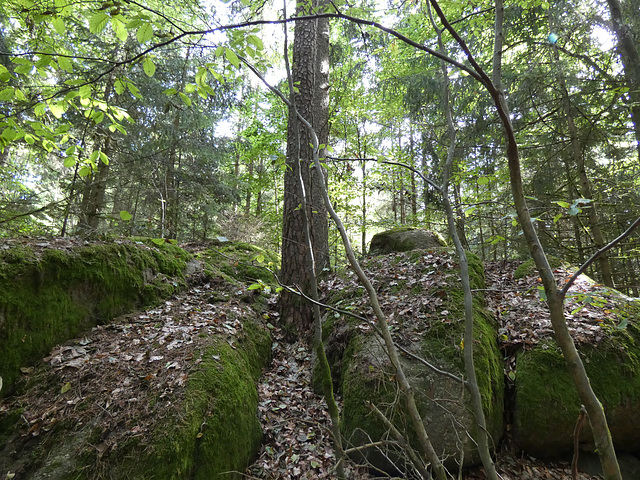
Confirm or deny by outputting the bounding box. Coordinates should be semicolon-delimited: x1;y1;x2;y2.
112;320;271;479
0;241;191;395
196;242;279;287
513;255;566;279
515;324;640;456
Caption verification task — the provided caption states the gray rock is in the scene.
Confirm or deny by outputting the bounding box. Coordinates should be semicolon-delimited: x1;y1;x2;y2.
368;228;445;256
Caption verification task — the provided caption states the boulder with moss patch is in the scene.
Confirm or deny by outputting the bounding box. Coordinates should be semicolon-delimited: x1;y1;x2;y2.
321;251;503;474
514;299;640;457
0;239;194;394
368;227;446;256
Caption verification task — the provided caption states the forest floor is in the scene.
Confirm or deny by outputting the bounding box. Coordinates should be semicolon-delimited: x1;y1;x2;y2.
2;243;625;479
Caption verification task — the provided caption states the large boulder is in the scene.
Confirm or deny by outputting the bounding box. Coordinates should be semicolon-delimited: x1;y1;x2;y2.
0;238;194;394
0;240;274;479
368;227;445;256
320;250;503;475
514;308;640;457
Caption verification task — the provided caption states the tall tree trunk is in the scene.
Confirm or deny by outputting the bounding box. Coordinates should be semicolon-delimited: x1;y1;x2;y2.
481;0;622;476
77;134;111;236
605;0;640;162
279;0;330;329
549;31;614;287
245;159;254;216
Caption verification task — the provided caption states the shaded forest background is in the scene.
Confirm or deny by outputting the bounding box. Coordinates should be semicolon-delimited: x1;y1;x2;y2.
0;0;638;294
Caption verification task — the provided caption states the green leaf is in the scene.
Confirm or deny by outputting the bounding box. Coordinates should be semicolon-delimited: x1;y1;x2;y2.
185;83;196;94
61;382;71;394
0;87;14;101
89;151;100;163
255;254;265;263
49;103;65;119
247;283;262;290
224;48;240;68
477;176;489;185
51;16;66;34
126;19;143;30
215;46;224;58
537;286;547;301
92;111;104;124
111;16;128;42
195;67;208;86
89;11;110;34
152;238;166;245
3;126;17;141
99;151;109;165
79;84;92;98
246;34;263;51
136;23;153;43
34;103;46;116
163;88;177;95
143;57;156;77
114;79;125;95
553;213;562;223
64;156;76;168
79;165;91;176
554;200;571;208
0;65;11;82
127;82;142;98
108;123;127;134
120;210;133;221
24;133;35;144
14;64;33;75
57;55;73;72
178;92;191;106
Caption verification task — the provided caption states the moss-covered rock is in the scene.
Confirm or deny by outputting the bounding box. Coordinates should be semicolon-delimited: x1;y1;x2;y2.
514;305;640;457
109;319;271;479
322;251;503;473
368;227;446;256
0;239;193;394
0;318;271;480
196;242;279;287
513;256;567;279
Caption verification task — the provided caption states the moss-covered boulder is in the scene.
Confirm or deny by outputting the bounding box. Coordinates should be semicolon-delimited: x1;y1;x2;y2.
321;251;503;474
196;241;279;287
0;294;271;479
514;299;640;457
368;227;445;256
0;238;194;394
513;256;567;279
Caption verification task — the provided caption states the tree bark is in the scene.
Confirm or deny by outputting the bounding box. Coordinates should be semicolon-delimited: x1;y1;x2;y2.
605;0;640;162
279;0;330;330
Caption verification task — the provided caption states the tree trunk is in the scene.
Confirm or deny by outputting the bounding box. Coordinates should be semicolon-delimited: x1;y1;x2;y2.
279;0;330;330
550;34;614;287
605;0;640;162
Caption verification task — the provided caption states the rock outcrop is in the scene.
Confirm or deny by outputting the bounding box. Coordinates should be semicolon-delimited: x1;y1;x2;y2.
320;250;503;474
368;227;445;256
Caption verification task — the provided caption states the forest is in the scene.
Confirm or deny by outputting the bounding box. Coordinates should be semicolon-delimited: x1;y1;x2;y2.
0;0;640;478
